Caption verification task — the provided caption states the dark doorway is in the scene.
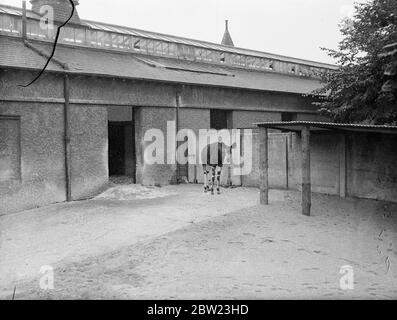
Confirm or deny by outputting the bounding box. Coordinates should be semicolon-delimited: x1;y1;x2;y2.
108;107;136;181
282;112;298;122
210;109;232;129
108;122;126;176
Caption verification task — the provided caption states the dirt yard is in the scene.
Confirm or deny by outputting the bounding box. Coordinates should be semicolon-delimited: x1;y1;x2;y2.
1;184;396;300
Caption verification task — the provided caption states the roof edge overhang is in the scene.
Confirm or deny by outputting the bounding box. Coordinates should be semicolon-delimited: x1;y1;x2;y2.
0;64;323;97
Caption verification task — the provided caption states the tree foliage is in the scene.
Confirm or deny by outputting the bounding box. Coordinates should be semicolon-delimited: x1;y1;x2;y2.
315;0;397;125
381;42;397;96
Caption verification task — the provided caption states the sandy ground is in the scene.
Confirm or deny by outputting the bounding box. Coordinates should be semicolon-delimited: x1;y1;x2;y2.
1;184;397;300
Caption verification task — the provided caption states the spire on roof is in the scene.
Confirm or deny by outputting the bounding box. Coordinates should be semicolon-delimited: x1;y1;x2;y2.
221;20;234;47
30;0;81;24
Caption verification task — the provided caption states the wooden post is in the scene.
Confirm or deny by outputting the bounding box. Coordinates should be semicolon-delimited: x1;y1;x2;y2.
131;107;137;184
301;126;311;216
339;134;347;198
175;90;180;183
64;75;72;202
259;127;269;205
285;135;289;189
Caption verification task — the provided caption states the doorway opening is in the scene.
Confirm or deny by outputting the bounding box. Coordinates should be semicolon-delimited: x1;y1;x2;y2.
108;107;136;183
210;109;232;129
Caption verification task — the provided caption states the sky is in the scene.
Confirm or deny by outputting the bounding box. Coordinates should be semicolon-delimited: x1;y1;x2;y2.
1;0;367;64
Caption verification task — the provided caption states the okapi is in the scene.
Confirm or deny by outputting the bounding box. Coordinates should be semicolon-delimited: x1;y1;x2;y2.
201;142;233;195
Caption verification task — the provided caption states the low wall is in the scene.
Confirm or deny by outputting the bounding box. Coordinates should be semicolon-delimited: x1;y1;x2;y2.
243;131;397;203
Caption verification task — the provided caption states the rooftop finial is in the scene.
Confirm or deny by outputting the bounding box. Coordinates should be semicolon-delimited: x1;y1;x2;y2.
221;19;234;47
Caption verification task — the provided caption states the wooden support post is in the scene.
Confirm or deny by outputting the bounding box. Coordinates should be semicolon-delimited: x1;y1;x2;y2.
301;126;311;216
64;75;72;202
259;127;269;205
175;90;180;183
285;135;289;189
131;107;137;184
339;134;347;198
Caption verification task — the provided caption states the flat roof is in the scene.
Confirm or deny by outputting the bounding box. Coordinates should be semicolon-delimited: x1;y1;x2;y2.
255;121;397;135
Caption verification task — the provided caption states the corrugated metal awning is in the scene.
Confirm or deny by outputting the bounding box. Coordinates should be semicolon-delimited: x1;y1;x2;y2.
255;121;397;135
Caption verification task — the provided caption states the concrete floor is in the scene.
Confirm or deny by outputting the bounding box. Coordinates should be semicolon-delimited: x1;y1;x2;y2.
0;184;396;299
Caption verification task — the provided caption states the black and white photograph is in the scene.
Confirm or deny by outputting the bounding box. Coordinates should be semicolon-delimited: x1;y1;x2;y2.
0;0;396;303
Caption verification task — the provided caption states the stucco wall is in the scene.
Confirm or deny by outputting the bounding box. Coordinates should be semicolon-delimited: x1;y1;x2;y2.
0;101;109;214
178;108;210;184
0;116;21;183
0;101;66;214
347;133;397;202
69;76;177;108
0;70;64;100
69;105;109;200
135;106;177;186
232;110;281;129
296;113;330;122
286;133;342;195
108;106;133;122
180;86;318;113
242;132;289;189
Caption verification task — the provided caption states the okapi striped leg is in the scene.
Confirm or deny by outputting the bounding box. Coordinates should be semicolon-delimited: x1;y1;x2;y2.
211;166;216;195
216;167;222;194
203;165;209;193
